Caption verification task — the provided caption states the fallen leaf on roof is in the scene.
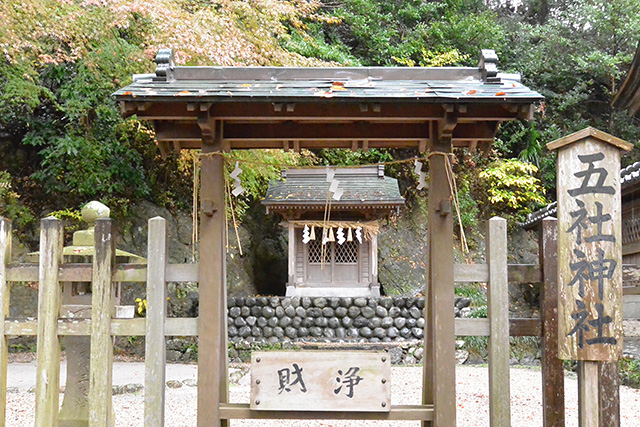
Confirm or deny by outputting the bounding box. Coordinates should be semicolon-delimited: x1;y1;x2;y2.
121;91;133;96
464;90;477;95
175;90;191;96
495;91;506;96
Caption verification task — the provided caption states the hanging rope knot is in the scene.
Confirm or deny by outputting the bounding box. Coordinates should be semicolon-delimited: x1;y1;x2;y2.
427;151;468;254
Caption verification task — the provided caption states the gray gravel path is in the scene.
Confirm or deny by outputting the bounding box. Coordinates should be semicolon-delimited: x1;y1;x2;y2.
5;364;640;426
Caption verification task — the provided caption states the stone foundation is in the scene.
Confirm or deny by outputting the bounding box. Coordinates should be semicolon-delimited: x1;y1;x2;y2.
227;296;470;343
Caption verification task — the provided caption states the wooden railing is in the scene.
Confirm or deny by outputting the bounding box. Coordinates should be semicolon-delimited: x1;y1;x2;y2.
1;216;639;426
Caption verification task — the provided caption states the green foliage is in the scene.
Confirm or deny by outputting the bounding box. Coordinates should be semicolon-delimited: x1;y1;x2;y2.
469;305;488;318
48;207;83;237
477;159;547;224
455;174;480;234
0;0;328;225
225;149;315;220
620;357;640;388
455;283;486;307
495;0;640;189
0;171;36;231
315;148;393;166
286;0;506;66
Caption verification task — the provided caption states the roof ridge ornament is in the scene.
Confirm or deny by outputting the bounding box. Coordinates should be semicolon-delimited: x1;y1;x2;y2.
154;48;175;82
478;49;500;83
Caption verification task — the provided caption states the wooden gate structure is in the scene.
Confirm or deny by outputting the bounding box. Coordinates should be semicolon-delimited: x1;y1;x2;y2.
112;48;544;426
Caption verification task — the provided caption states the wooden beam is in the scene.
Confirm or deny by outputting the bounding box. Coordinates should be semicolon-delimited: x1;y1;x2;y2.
223;122;430;140
154;121;496;144
145;217;168;426
198;118;229;426
88;219;115;427
5;262;197;283
599;362;620;427
539;218;565;427
487;217;510;427
128;100;525;123
423;127;456;427
35;217;63;427
578;361;600;427
0;219;11;424
3;317;196;337
218;404;433;421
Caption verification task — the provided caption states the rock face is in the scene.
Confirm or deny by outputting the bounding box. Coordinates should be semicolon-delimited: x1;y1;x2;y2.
377;204;429;296
118;200;257;300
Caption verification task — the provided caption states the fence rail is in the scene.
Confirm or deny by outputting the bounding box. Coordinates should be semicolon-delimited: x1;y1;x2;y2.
1;215;639;426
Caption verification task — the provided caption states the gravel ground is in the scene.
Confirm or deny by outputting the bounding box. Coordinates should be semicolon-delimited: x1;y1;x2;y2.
5;365;640;426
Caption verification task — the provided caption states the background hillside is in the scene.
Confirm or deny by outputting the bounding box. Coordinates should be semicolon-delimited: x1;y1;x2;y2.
2;0;640;295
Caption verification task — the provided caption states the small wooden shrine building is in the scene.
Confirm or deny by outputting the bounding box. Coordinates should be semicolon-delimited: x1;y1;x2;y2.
263;166;404;297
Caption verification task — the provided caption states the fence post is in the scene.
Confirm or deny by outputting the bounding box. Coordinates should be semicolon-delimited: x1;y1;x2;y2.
0;218;11;425
487;217;510;426
145;217;168;426
598;362;620;426
540;217;565;427
89;218;114;426
35;217;63;427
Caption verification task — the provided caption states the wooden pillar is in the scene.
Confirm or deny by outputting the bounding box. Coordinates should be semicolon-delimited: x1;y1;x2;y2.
35;217;63;427
487;217;510;426
598;362;620;427
578;361;599;427
422;137;456;427
540;217;565;427
145;217;168;426
0;218;11;425
287;222;295;292
370;234;379;297
198;119;229;426
89;218;114;427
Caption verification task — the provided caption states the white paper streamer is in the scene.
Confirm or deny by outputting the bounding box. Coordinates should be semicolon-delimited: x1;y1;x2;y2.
336;227;345;245
326;168;335;183
322;228;330;245
302;224;311;244
414;158;426;190
230;161;245;196
355;226;363;244
326;168;343;200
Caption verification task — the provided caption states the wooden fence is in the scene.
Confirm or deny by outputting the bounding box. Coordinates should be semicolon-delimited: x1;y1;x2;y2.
1;216;639;426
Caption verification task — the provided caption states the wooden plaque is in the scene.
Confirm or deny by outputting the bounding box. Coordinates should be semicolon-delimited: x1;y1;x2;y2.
250;350;391;412
553;130;630;361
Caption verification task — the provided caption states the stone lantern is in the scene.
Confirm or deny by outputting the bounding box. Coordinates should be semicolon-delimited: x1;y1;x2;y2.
31;201;144;426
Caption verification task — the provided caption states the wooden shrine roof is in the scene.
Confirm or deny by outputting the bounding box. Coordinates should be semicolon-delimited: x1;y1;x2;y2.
613;41;640;115
263;166;404;212
523;160;640;229
114;49;543;152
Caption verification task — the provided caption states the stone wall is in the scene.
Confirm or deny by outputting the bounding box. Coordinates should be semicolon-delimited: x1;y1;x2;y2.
228;296;470;343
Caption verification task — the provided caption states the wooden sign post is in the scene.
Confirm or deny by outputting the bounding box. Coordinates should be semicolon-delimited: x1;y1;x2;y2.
548;127;632;426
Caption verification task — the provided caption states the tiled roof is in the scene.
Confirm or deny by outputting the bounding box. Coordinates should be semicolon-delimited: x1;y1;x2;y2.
113;49;542;104
522;161;640;228
262;166;404;210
